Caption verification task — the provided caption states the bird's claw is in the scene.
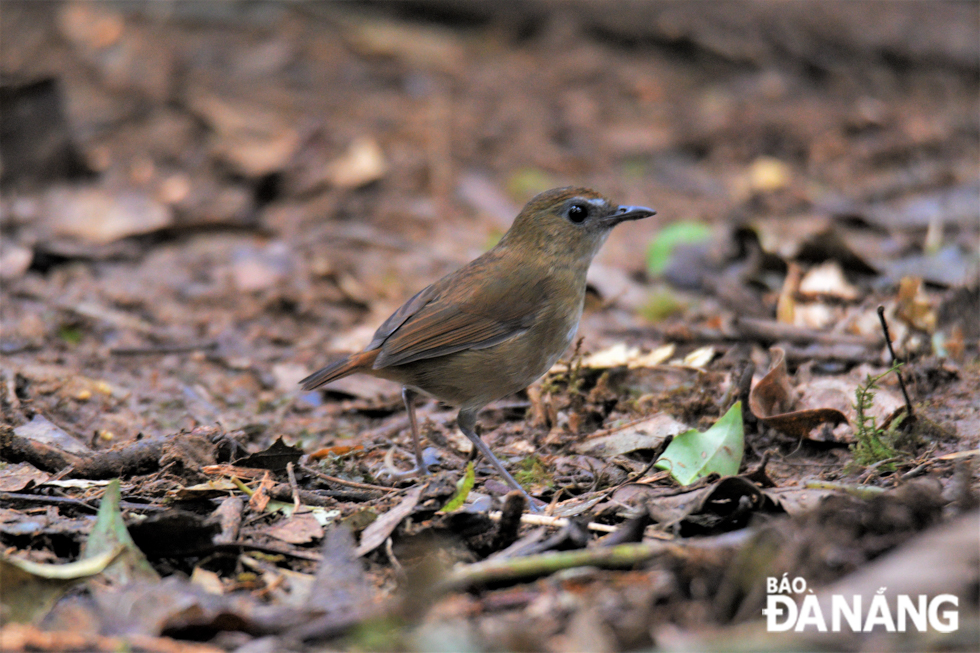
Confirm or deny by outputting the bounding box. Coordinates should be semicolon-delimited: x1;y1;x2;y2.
378;446;430;480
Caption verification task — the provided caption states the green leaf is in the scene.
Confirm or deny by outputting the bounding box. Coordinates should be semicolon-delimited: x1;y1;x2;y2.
81;479;159;584
639;285;685;322
439;462;475;512
3;548;122;580
646;221;713;276
654;402;744;485
0;548;122;624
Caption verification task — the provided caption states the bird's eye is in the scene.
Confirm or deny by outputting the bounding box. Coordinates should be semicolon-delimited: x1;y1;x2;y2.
567;203;588;224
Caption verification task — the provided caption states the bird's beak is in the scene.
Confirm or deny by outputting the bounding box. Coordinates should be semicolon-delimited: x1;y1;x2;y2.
605;204;656;225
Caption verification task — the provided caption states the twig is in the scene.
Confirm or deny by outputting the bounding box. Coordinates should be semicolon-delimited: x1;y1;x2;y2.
213;496;244;544
1;428;177;478
267;484;351;506
287;462;301;512
864;456;904;473
735;317;882;347
209;541;323;562
438;541;674;592
485;510;653;535
110;341;219;356
901;463;929;479
803;480;885;499
876;306;914;419
299;463;395;493
59;300;155;335
0;491;166;512
48;465;76;483
385;536;404;577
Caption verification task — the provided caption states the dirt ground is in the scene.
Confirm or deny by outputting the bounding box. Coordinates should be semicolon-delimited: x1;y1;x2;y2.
1;2;978;652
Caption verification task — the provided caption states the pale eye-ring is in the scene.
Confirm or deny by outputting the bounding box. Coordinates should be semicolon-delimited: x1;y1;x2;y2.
567;203;588;224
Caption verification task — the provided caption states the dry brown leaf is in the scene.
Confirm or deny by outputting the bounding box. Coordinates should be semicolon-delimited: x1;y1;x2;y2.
266;512;325;545
575;414;688;457
750;347;849;440
249;471;274;513
355;485;423;557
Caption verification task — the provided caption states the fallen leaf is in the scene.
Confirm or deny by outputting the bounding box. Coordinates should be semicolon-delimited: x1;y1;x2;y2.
248;471;274;513
749;347;849;439
172;478;239;500
0;462;50;492
798;261;861;301
550;343;676;374
896;276;937;332
266;512;325;545
302;527;373;628
342;14;466;73
308;445;366;460
439;462;475;512
14;414;90;454
646;221;713;276
0;548;122;623
681;345;716;368
188;92;301;177
655;402;744;485
236;437;304;472
325;136;387;189
575;414;688;457
44;185;173;244
630;344;676;368
81;479;159;585
355;485;423;557
190;567;225;595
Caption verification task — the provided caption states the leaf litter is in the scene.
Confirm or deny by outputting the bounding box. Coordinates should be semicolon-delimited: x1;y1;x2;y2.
0;2;978;652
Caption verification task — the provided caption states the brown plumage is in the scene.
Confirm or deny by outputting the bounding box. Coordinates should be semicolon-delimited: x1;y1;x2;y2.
301;186;655;509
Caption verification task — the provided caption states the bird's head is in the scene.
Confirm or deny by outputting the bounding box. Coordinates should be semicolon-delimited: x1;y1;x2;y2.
499;187;656;266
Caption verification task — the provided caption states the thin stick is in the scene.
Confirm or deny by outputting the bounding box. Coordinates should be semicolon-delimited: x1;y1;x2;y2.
0;491;166;512
110;342;218;356
486;511;615;533
210;541;323;562
437;540;686;593
298;463;395;493
286;462;301;512
877;306;914;418
485;511;674;540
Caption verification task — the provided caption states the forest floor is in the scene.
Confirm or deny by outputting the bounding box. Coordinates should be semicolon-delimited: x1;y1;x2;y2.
1;2;978;652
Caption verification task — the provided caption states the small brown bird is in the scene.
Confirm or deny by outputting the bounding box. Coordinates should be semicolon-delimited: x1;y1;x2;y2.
301;187;654;508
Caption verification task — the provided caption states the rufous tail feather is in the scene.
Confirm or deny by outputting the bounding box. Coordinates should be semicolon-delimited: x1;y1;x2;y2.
299;350;378;391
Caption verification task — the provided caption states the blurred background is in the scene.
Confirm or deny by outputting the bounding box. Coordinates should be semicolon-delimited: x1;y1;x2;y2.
1;0;977;445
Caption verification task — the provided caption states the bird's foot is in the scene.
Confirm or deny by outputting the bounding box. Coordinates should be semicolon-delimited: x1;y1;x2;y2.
378;446;440;480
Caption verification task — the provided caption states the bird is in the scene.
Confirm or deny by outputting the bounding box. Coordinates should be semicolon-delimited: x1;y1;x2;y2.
301;187;655;509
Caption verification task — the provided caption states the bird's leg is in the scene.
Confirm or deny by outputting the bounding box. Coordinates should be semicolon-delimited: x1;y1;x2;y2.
380;388;427;479
402;386;427;474
457;409;541;512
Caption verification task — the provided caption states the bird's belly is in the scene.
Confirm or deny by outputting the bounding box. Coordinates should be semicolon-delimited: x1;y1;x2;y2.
384;305;582;411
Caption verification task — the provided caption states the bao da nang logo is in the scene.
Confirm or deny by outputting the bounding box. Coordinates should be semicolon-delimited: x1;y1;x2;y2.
762;575;959;633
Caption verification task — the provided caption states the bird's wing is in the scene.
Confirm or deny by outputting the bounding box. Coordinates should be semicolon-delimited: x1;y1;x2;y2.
369;261;547;369
365;283;441;351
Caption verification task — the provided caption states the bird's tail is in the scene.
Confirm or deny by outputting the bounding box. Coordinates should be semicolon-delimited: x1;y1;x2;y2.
299;350;379;391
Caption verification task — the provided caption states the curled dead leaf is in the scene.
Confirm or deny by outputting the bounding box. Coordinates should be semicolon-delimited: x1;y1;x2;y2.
750;347;849;440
